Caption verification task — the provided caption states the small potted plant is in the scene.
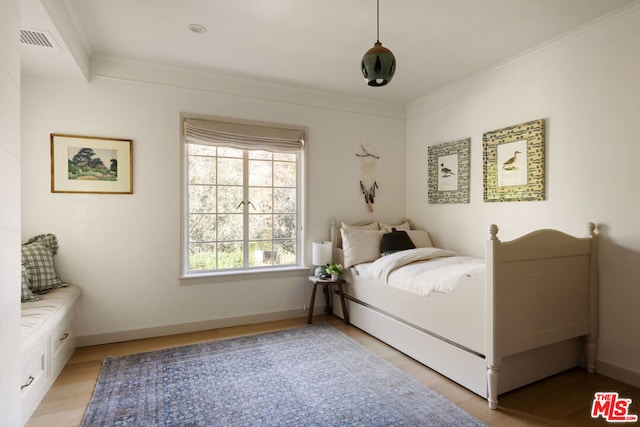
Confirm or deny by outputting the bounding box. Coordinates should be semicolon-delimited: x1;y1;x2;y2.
325;263;344;280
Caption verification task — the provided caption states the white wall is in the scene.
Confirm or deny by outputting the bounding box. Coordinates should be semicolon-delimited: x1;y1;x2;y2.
0;0;22;425
406;6;640;385
21;68;406;345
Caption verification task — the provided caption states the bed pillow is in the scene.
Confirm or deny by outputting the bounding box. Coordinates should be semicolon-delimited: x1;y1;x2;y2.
341;221;379;230
340;228;384;268
21;234;64;293
406;230;434;248
379;220;411;233
380;230;416;256
21;263;39;303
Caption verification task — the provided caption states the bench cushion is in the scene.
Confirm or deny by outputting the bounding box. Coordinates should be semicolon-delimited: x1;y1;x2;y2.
21;285;81;358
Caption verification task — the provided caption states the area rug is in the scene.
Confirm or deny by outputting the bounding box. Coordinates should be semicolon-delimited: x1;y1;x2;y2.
81;324;486;426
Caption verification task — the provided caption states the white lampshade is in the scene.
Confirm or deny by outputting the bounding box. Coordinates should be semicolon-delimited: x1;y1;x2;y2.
312;241;332;266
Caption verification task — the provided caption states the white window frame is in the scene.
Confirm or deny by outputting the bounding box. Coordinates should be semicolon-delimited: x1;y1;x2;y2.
180;114;307;281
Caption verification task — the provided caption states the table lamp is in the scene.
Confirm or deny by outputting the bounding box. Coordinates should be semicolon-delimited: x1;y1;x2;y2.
312;241;332;277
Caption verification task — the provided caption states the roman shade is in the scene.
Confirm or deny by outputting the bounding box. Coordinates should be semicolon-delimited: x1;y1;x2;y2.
184;118;305;153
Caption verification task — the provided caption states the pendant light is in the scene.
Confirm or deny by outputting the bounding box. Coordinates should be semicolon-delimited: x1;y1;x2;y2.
361;0;396;87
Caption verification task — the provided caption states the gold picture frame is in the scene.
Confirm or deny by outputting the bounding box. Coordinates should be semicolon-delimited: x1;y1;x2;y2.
51;134;133;194
483;119;544;202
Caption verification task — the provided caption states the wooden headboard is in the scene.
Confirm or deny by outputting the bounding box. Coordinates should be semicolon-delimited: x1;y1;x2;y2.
330;219;344;265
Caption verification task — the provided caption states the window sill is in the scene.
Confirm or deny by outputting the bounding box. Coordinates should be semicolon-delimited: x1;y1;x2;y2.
180;266;311;285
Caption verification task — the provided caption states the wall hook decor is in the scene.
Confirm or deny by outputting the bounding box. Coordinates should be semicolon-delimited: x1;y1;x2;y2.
356;145;380;212
355;144;380;159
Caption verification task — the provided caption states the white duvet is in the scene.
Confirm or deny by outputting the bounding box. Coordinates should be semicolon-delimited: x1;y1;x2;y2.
365;247;485;297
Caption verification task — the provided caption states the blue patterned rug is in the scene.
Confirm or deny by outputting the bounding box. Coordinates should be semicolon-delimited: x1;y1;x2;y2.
81;324;485;426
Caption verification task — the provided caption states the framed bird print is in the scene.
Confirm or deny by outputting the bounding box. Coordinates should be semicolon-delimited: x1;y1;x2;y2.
428;138;470;204
482;119;544;202
51;133;133;194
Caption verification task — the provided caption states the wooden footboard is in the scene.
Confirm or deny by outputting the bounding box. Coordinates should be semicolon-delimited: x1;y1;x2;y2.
485;223;598;408
329;220;598;409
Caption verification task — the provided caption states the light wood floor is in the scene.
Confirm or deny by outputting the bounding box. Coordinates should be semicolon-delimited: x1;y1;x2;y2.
27;315;639;427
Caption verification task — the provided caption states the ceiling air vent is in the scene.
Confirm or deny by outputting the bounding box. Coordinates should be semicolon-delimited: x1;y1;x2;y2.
20;28;58;49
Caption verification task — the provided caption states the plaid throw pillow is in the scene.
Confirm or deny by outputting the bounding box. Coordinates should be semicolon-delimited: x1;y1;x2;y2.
21;263;39;303
24;233;59;255
21;234;64;293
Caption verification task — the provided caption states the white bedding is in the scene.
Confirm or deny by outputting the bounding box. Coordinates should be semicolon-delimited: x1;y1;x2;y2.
365;247;485;296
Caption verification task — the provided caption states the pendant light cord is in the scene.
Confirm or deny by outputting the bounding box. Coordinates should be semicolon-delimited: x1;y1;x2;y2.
376;0;380;42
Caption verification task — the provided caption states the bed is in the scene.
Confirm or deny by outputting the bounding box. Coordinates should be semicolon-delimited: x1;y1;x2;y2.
329;219;598;409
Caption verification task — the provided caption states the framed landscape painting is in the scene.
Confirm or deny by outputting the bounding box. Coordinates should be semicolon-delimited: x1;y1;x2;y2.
428;138;470;204
482;119;544;202
51;134;133;194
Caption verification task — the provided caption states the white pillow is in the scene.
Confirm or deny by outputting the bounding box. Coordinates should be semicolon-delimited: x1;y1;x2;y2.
340;228;384;268
379;220;411;233
406;230;433;248
341;221;379;230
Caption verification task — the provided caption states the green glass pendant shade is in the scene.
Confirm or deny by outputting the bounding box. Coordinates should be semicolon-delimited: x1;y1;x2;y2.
361;41;396;86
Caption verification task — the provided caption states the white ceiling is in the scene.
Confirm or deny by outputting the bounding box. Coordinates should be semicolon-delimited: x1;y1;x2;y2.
20;0;640;105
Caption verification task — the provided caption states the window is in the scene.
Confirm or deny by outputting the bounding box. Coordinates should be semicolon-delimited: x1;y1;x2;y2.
182;117;305;276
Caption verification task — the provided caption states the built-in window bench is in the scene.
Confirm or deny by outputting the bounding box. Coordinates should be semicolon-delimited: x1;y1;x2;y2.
20;285;81;425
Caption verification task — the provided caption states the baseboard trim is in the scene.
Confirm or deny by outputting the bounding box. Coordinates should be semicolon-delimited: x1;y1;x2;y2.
597;359;640;389
76;309;313;347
